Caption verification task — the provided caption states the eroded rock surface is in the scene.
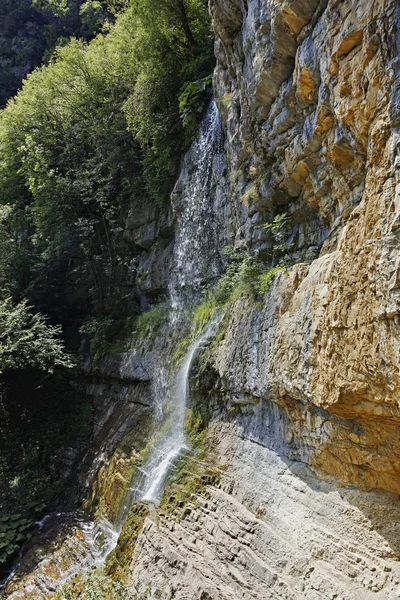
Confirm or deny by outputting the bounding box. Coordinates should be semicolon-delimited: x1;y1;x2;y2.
208;0;400;496
127;423;400;600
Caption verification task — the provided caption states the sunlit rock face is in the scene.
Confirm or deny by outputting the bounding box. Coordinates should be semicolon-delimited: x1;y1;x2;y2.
211;0;397;256
208;0;400;495
127;423;400;600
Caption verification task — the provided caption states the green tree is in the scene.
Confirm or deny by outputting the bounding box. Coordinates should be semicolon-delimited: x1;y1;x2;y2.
0;297;73;373
0;0;213;317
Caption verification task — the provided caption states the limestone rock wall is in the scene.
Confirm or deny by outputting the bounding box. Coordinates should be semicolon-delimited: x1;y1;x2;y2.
211;0;396;256
125;1;400;598
127;423;400;599
209;0;400;495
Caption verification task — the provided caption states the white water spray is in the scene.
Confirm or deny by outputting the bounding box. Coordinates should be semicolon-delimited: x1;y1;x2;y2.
139;314;222;502
169;99;226;309
72;99;225;561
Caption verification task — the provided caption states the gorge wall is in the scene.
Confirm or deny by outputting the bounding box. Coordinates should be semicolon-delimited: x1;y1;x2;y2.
3;0;400;599
123;0;400;597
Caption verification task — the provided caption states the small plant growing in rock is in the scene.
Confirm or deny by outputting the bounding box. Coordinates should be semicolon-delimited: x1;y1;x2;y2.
256;265;284;295
80;315;135;366
249;165;258;179
222;91;232;107
134;303;169;339
263;212;293;260
179;76;213;132
241;182;259;206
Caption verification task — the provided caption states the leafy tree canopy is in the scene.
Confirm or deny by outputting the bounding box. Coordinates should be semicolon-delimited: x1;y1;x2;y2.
0;0;214;315
0;0;115;107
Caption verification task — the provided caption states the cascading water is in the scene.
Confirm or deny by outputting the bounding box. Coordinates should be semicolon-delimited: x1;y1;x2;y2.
132;99;227;503
135;314;222;503
89;312;222;562
169;99;227;309
112;99;227;521
86;100;226;541
1;99;227;595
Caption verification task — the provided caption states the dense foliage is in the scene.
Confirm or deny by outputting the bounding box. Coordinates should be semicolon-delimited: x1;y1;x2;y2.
0;0;213;319
0;0;114;107
0;297;73;373
0;370;92;575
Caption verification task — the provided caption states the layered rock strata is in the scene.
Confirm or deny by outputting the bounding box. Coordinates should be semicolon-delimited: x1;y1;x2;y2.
127;422;400;599
208;0;400;494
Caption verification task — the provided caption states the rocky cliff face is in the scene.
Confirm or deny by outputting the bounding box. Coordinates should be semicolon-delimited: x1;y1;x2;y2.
123;0;400;598
211;0;400;495
3;1;400;599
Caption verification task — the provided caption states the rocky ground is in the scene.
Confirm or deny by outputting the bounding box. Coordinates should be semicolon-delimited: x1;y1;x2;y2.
128;422;400;600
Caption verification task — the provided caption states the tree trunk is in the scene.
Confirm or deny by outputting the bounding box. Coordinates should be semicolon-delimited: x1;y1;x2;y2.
176;0;196;48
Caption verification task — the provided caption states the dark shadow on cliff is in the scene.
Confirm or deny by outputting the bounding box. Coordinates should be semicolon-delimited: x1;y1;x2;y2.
0;366;153;593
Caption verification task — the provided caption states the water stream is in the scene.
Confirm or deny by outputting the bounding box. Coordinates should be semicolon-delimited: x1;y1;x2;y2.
2;99;226;595
74;313;222;574
123;313;222;508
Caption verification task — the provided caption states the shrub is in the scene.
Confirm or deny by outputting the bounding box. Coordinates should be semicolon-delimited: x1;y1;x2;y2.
0;297;73;374
263;213;293;259
179;75;213;132
256;265;284;295
210;250;264;304
80;315;134;365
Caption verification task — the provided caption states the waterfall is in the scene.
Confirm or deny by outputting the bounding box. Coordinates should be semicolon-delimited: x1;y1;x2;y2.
169;99;226;309
82;313;222;562
78;98;225;553
133;98;226;504
138;314;222;503
1;99;226;594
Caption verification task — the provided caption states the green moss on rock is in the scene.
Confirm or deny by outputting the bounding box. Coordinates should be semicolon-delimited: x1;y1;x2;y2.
105;502;149;582
159;457;221;519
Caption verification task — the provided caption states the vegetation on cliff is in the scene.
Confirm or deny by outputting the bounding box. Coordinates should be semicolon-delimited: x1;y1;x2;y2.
0;296;73;373
0;0;213;320
0;370;92;577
